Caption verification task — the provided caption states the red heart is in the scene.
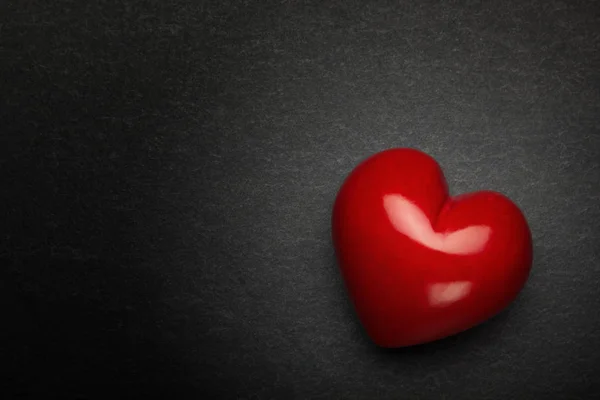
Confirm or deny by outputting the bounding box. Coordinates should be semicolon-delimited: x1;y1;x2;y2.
332;148;533;348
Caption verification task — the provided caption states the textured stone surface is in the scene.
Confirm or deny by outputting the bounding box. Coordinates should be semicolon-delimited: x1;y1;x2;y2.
1;1;599;398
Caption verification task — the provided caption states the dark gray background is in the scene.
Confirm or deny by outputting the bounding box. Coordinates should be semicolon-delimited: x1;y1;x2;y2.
1;1;599;399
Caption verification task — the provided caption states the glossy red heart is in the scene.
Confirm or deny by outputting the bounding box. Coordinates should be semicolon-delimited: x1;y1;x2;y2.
332;148;533;348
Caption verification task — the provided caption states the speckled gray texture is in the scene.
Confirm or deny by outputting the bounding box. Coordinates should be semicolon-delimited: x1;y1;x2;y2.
1;1;599;399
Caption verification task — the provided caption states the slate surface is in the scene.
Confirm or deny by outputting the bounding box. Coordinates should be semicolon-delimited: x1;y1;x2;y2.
1;1;599;399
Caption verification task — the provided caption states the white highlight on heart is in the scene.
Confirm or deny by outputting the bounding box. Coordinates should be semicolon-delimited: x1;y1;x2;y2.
428;281;473;306
383;194;491;255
